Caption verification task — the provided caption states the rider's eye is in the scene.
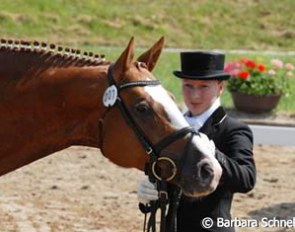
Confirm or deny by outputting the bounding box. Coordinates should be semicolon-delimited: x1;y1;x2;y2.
134;101;150;114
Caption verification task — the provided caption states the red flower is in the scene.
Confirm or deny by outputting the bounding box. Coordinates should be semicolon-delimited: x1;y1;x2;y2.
238;71;250;80
244;59;256;69
257;64;266;72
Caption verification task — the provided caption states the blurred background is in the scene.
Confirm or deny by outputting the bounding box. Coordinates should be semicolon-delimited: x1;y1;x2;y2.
1;0;294;50
1;0;295;110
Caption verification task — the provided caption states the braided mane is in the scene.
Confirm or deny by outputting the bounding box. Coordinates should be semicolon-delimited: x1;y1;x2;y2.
0;38;110;68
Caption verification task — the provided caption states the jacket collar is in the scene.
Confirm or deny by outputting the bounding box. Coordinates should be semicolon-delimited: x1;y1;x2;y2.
184;98;221;131
199;106;227;136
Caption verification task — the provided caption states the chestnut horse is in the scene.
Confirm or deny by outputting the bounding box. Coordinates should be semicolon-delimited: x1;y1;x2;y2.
0;37;221;197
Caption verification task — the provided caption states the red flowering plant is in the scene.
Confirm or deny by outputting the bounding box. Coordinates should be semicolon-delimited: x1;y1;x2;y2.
225;58;294;96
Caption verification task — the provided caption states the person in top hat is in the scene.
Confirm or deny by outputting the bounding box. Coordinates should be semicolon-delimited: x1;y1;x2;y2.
137;51;256;232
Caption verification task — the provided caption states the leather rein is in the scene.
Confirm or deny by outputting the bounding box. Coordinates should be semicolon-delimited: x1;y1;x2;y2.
101;64;196;232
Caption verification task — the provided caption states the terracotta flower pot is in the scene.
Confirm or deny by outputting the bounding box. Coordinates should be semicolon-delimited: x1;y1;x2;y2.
230;91;282;113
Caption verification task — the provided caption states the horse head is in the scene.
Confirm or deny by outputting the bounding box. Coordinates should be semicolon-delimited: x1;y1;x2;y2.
0;37;221;197
100;37;222;197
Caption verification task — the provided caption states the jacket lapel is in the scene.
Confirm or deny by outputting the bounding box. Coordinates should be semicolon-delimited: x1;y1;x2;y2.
199;106;227;137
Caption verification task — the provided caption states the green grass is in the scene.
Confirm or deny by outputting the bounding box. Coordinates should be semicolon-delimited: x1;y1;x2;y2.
1;0;295;111
0;0;294;50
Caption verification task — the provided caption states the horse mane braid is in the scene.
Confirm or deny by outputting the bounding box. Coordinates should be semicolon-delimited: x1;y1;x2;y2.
0;38;108;67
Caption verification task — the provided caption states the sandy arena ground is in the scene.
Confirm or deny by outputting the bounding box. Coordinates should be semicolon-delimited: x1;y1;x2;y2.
0;145;294;232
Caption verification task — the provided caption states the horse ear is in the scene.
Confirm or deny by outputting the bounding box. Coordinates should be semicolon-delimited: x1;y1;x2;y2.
137;36;165;71
113;37;135;76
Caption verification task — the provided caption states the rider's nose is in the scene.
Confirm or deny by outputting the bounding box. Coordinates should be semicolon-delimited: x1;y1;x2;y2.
191;90;201;100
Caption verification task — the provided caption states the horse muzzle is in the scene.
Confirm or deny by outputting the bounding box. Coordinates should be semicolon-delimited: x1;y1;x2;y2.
175;138;223;198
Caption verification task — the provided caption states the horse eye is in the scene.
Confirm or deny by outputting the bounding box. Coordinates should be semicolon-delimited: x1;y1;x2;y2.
135;101;150;114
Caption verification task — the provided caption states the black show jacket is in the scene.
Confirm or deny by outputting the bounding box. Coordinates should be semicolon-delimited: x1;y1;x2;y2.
175;107;256;232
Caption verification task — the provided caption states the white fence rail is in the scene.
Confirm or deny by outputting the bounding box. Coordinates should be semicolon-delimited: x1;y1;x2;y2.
250;124;295;146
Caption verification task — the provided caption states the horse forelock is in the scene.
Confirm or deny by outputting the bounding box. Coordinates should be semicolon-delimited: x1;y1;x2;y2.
0;38;110;72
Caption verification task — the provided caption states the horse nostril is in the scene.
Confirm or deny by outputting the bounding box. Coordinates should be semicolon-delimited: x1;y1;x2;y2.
201;163;213;181
196;160;214;185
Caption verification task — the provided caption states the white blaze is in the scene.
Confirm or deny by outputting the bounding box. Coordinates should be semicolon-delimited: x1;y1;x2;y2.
144;85;189;128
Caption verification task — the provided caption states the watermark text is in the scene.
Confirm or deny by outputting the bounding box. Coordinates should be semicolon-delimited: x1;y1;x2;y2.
201;217;295;229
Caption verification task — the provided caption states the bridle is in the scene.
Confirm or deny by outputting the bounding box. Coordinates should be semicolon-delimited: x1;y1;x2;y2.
102;63;196;178
101;63;197;232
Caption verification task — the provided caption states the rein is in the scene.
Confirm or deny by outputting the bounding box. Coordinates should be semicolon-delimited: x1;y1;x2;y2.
102;64;196;232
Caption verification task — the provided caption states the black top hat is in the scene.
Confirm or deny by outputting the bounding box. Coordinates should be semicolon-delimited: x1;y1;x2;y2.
173;51;230;80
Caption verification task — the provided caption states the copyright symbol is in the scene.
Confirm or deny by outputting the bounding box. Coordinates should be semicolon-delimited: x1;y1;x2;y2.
202;217;213;229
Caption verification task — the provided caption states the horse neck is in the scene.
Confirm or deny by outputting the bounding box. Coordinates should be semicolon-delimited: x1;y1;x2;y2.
0;65;109;175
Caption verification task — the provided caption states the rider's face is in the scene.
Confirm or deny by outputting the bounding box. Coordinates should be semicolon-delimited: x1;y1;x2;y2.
182;79;224;116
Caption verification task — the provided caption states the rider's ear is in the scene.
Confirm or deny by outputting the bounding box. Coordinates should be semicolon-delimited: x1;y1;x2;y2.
137;37;165;72
113;37;134;76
